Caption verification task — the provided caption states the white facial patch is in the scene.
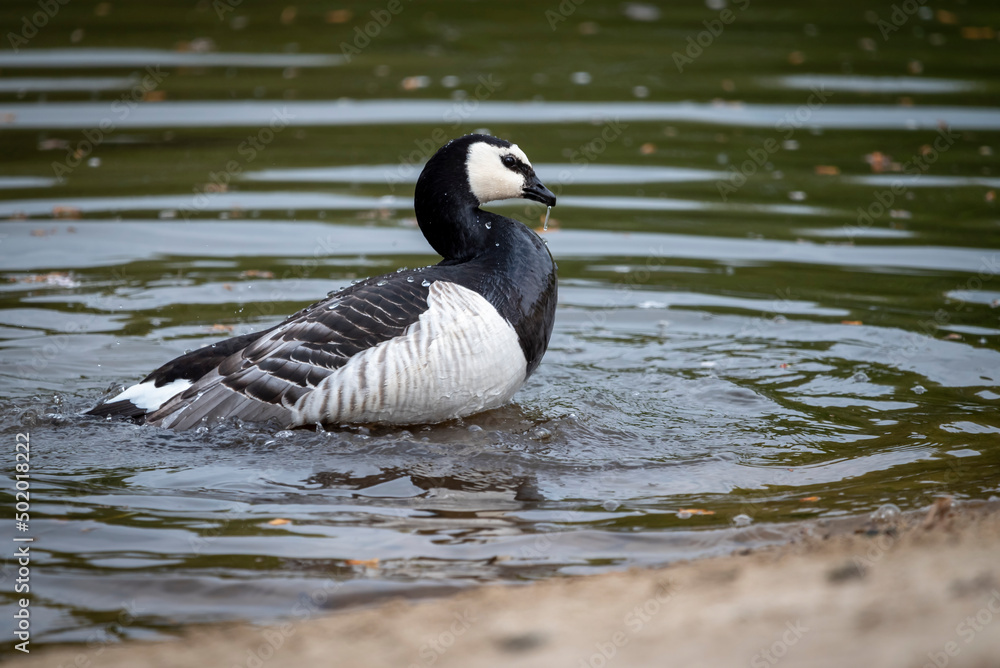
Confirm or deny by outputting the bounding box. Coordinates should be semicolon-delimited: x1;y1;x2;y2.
466;142;532;205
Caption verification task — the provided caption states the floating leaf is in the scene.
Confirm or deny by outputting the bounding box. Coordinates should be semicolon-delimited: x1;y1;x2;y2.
961;27;995;39
346;558;380;568
326;9;353;23
936;9;958;24
53;206;82;219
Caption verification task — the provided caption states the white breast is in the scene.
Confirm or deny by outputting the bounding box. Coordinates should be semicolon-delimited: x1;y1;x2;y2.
294;281;527;425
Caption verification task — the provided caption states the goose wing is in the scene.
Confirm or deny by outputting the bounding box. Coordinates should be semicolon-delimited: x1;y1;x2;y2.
146;275;433;430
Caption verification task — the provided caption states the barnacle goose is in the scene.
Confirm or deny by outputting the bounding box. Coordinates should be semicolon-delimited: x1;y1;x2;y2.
86;134;558;430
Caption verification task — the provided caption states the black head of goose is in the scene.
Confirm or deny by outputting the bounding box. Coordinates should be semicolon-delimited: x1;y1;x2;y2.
86;134;558;430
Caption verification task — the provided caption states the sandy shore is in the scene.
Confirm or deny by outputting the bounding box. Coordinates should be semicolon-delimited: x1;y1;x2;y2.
20;499;1000;668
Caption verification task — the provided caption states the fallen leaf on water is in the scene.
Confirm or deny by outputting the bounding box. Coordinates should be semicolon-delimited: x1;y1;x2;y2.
267;518;291;526
176;37;215;53
401;76;430;91
19;272;81;288
841;320;863;326
943;333;962;340
814;165;840;176
936;9;958;24
864;152;892;174
346;558;380;568
210;324;234;332
241;270;275;279
39;138;69;150
639;142;656;155
53;206;81;219
678;508;715;516
326;9;353;23
961;26;995;39
801;496;820;502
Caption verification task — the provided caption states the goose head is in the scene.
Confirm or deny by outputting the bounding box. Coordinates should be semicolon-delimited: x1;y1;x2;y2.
464;137;557;207
414;134;556;261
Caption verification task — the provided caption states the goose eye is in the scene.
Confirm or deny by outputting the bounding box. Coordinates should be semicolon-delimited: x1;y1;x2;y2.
501;155;516;168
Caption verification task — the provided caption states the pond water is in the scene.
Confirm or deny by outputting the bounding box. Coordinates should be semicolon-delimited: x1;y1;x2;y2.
1;0;999;648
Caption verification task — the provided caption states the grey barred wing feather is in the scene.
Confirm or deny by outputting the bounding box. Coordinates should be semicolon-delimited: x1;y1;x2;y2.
147;278;431;430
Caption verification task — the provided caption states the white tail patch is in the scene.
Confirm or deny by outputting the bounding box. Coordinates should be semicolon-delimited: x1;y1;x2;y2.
109;378;192;411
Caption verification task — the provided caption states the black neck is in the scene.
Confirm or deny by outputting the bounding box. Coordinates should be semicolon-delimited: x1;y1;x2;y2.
413;152;491;262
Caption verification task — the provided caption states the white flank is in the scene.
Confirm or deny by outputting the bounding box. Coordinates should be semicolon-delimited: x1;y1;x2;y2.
466;142;531;205
296;282;527;425
108;378;192;411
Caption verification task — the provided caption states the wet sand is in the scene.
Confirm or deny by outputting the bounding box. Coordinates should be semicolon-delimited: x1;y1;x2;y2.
20;499;1000;668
